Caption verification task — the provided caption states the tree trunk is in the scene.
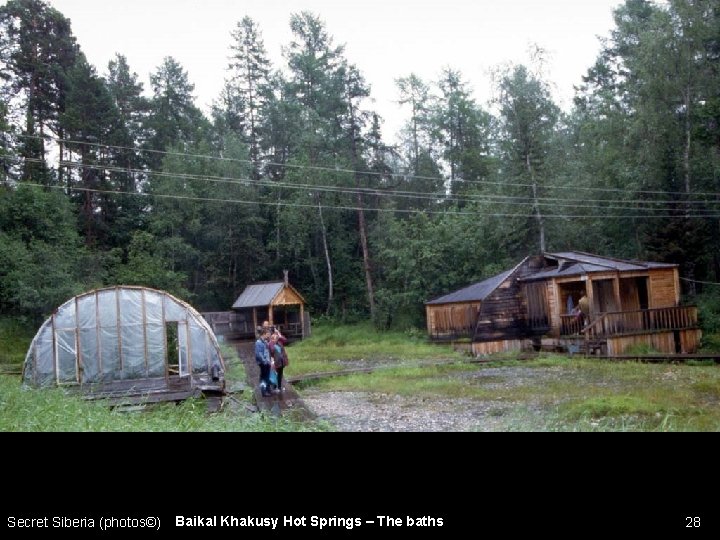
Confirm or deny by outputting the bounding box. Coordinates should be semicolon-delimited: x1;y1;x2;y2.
683;86;696;296
357;191;375;317
526;153;546;252
317;197;333;314
275;191;281;261
346;94;376;317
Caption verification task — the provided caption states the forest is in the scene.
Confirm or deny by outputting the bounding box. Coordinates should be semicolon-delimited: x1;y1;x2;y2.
0;0;719;330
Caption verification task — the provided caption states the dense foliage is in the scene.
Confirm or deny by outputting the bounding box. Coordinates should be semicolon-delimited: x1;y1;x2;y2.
1;0;718;327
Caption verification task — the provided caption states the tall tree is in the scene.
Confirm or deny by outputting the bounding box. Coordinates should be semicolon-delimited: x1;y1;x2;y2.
0;0;78;182
497;64;559;253
221;16;273;179
433;68;492;200
576;0;720;287
396;74;443;208
60;53;122;247
282;11;347;314
144;56;207;168
104;53;149;248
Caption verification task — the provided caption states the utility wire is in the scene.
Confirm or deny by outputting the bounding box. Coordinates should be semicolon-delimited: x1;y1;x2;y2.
5;178;720;219
680;277;720;286
17;155;720;216
17;133;720;199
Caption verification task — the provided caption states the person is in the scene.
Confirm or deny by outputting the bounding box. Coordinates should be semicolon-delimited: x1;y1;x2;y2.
254;327;272;397
566;295;574;315
578;293;590;327
269;329;289;394
262;320;276;333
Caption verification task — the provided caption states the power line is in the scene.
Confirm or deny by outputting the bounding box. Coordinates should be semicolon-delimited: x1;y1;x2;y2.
18;133;720;199
17;155;720;216
5;179;720;220
680;277;720;286
52;159;719;214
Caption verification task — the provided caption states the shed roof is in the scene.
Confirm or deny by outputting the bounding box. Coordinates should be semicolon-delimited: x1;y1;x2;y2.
425;268;515;305
547;251;676;271
521;251;677;281
232;281;305;309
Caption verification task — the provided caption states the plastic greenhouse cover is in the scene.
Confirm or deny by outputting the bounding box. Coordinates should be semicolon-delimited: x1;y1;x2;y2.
23;287;223;387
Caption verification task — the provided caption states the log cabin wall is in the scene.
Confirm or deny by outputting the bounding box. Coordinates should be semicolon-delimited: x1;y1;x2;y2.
426;302;481;339
475;257;545;342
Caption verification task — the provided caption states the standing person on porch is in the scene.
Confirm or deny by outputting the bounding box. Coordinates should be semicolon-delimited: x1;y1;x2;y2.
578;293;590;327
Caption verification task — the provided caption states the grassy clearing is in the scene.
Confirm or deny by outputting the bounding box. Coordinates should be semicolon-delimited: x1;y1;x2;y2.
300;347;720;430
0;338;325;432
286;322;465;376
0;317;34;364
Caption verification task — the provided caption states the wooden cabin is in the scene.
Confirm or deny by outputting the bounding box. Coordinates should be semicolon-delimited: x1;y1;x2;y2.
230;273;309;339
426;252;701;356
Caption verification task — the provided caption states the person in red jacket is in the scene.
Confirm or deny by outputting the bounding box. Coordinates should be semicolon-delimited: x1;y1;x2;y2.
269;329;289;394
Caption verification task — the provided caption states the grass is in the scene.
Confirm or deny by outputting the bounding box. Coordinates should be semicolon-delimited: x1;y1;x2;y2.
295;335;720;431
0;317;34;364
0;331;326;432
286;321;465;376
4;317;720;431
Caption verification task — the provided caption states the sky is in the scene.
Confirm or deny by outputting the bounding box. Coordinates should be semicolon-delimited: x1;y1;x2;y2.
44;0;625;141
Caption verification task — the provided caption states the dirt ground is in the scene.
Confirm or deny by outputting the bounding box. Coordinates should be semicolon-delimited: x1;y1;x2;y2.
300;367;560;432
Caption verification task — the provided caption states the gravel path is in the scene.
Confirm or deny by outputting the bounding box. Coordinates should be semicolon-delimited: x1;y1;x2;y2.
300;366;570;431
301;390;514;431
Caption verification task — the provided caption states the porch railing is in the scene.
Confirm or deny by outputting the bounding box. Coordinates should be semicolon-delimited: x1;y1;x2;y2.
561;306;698;338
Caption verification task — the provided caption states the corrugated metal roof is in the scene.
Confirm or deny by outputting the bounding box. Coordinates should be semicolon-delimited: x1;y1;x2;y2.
521;251;677;281
232;282;284;309
425;268;515;305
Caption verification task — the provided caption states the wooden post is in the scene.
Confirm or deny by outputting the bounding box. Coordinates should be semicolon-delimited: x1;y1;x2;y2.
300;304;305;338
269;305;274;326
116;287;124;379
162;292;168;382
95;291;103;381
252;308;257;334
613;274;621;313
51;314;57;385
585;277;594;320
141;289;149;376
75;296;81;384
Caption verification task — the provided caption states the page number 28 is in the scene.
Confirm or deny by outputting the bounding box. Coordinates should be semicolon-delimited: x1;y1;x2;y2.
686;517;700;528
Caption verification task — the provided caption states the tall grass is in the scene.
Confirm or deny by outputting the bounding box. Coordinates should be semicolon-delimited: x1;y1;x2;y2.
0;338;325;431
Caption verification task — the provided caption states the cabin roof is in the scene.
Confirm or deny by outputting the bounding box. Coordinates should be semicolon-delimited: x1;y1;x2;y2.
521;251;676;281
232;281;305;309
425;268;515;305
232;282;284;309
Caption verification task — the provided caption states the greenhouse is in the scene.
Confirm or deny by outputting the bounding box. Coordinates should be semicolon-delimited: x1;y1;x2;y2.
22;286;225;401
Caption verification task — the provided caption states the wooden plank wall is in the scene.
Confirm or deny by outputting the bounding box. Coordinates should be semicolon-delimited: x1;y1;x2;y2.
680;329;702;353
475;257;545;342
649;269;678;308
426;303;480;337
471;339;530;356
606;328;701;355
273;286;304;306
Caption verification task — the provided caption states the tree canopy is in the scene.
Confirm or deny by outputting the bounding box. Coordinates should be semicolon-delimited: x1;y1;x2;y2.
0;0;718;327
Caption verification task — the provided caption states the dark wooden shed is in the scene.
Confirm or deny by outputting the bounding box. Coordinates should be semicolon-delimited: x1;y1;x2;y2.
426;252;701;356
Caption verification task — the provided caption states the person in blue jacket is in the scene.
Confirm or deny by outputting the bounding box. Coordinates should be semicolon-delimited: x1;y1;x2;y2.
255;327;272;397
